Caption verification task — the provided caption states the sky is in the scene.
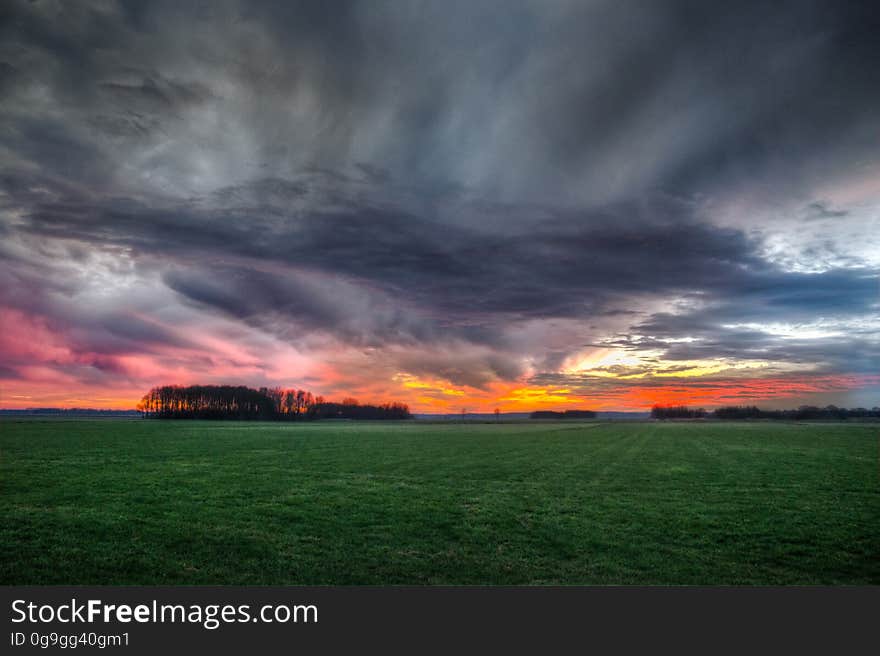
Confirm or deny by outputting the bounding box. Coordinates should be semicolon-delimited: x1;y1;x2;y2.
1;0;878;412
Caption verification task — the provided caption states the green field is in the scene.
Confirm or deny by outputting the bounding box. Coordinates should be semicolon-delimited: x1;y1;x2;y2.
1;419;878;584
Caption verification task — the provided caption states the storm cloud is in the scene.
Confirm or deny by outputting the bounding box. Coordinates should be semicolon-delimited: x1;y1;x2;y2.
1;0;878;409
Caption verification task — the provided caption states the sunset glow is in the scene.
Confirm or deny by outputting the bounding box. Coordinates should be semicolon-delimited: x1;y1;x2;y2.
1;1;878;413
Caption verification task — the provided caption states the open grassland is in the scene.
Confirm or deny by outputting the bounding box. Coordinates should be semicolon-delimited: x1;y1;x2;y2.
1;419;877;584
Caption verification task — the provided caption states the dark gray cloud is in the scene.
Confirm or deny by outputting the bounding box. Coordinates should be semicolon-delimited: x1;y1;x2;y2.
805;202;849;221
3;0;879;200
16;176;872;321
0;0;878;404
6;172;876;378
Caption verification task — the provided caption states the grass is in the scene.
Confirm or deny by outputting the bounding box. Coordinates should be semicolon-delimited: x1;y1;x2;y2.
1;418;877;585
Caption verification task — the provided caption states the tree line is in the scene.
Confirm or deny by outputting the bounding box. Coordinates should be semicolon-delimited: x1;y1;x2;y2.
530;410;597;419
650;405;708;419
137;385;411;420
651;404;880;420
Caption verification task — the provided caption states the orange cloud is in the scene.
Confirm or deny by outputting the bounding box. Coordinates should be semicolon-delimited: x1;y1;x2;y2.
2;303;877;412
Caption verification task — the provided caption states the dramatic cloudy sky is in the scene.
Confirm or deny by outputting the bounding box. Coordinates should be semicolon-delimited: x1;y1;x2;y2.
1;0;878;411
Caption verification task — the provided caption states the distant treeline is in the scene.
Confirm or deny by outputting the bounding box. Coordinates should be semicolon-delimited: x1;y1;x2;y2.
652;404;880;420
308;401;411;420
137;385;411;420
712;405;880;420
650;405;708;419
530;410;597;419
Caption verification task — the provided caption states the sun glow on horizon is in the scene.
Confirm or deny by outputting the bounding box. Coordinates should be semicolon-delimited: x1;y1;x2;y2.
392;373;466;396
560;346;774;381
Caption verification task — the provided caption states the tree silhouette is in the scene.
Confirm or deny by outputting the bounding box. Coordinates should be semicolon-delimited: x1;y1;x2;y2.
138;385;410;421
